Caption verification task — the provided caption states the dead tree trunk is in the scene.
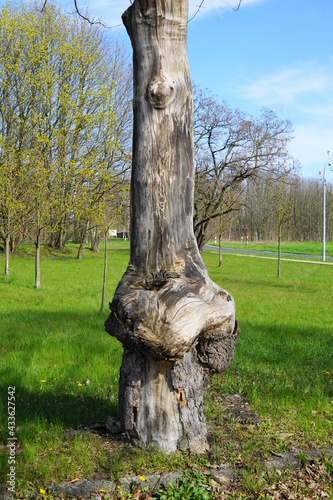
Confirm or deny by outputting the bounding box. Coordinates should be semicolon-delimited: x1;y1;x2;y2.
105;0;239;453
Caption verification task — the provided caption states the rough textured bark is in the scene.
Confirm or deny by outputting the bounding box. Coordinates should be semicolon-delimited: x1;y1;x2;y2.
105;0;238;452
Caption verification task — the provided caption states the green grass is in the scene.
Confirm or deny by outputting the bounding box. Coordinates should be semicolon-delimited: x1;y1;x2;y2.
204;251;332;462
0;240;126;491
0;240;332;497
208;240;333;257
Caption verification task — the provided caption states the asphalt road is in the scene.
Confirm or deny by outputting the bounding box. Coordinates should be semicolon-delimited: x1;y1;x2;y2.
204;245;333;262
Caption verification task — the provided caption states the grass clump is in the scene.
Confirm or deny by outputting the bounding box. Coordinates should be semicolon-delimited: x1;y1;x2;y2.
155;471;212;500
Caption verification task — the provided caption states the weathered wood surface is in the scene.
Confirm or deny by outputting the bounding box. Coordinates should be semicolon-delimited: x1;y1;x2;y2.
105;0;239;452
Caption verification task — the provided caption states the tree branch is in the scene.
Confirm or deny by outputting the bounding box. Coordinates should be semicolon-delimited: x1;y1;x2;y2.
73;0;109;28
39;0;123;29
189;0;243;23
232;0;243;12
188;0;206;23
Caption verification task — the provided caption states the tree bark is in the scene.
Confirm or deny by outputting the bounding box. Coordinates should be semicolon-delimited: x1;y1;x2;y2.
219;233;222;268
52;224;66;251
105;0;238;453
76;221;89;260
35;232;41;289
100;231;108;314
278;225;281;278
90;229;101;253
11;234;20;256
5;235;10;275
77;241;85;261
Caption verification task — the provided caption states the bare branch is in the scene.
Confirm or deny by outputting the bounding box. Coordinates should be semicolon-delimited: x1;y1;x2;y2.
40;0;47;12
188;1;205;23
39;0;124;29
232;0;243;12
73;0;108;28
189;0;243;23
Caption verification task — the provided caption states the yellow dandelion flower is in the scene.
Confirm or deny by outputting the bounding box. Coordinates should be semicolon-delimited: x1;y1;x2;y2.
77;383;83;387
40;488;46;494
40;380;46;383
139;475;145;481
117;485;120;489
99;489;105;493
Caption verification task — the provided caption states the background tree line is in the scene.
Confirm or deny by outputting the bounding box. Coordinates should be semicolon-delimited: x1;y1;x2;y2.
192;86;332;249
1;1;332;283
229;175;333;243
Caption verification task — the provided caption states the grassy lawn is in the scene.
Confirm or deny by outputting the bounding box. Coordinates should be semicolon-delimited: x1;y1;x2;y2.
207;240;333;257
0;240;332;498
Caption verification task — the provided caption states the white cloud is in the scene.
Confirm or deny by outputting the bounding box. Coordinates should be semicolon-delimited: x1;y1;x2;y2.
289;124;333;177
238;62;330;108
188;0;266;19
236;61;333;177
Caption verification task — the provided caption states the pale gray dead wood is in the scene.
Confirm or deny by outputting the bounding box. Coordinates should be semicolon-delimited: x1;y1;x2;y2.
105;0;238;452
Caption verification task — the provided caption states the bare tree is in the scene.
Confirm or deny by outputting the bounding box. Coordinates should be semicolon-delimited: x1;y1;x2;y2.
193;86;295;251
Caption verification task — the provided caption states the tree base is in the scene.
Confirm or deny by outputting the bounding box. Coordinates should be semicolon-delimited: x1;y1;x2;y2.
118;321;239;454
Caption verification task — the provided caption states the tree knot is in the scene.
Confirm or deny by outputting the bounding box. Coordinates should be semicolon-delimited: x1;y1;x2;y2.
145;270;180;290
147;75;174;109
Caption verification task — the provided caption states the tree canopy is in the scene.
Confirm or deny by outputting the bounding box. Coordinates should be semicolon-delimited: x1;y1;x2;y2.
0;0;132;281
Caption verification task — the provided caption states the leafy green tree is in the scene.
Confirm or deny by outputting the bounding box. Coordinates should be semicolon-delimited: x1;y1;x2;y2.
73;46;132;258
23;145;56;288
0;0;131;284
0;143;24;275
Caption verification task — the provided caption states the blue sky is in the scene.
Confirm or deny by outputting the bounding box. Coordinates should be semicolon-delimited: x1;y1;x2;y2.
4;0;333;179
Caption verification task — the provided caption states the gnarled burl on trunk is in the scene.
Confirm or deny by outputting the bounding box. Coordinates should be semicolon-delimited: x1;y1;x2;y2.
105;0;239;453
